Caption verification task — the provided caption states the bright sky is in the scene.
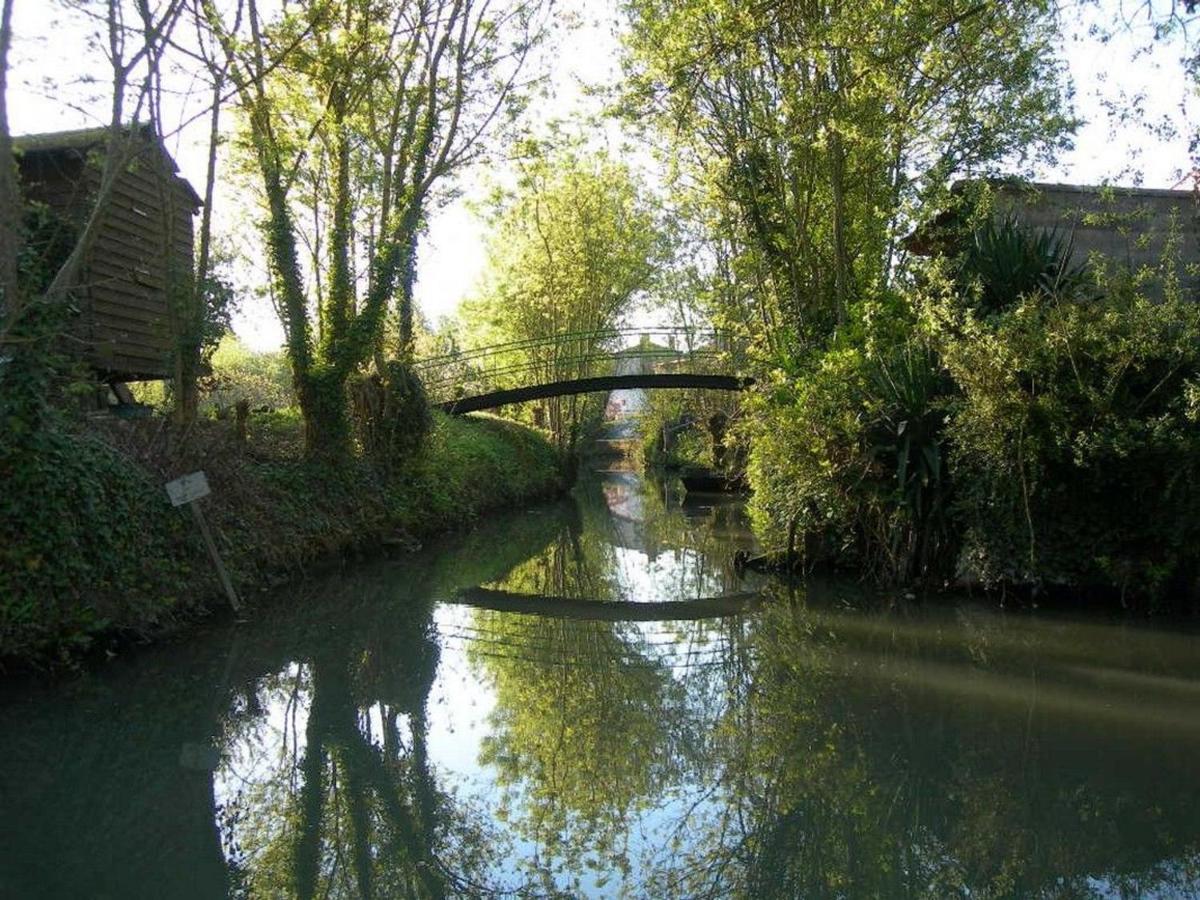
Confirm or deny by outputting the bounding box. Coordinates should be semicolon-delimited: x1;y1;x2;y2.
6;1;1196;351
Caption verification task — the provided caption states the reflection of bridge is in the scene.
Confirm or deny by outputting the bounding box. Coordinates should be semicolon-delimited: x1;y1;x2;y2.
450;587;761;621
412;327;754;414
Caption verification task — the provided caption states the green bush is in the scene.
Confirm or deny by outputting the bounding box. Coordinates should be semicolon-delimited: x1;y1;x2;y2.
349;361;432;469
0;407;562;666
747;218;1200;603
747;296;955;581
925;274;1200;599
637;389;742;471
0;423;198;662
959;214;1092;313
202;334;295;412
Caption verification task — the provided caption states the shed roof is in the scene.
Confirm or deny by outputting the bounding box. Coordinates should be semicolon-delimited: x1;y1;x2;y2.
904;179;1198;256
14;123;203;208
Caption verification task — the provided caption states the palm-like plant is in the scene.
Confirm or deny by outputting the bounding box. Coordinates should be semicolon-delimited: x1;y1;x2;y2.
862;343;955;580
961;215;1092;313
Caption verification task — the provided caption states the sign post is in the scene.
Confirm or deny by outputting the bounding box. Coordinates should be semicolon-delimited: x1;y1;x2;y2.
166;471;241;612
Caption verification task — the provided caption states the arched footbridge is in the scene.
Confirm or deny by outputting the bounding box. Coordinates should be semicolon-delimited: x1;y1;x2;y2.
412;328;754;414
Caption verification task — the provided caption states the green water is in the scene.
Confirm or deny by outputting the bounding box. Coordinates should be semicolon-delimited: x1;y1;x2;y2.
2;471;1200;899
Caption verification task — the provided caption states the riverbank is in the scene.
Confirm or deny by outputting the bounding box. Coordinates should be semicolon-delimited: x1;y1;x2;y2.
0;410;564;668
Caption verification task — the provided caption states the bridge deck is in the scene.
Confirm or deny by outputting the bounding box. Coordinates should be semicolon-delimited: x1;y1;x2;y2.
435;372;754;414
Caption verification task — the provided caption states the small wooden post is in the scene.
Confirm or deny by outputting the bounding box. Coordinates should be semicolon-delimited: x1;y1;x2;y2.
234;399;249;445
166;471;241;612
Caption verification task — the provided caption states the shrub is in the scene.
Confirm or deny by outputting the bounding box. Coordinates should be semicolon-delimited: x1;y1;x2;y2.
924;274;1200;600
348;361;432;469
637;390;724;470
958;214;1093;314
0;421;197;662
201;335;295;413
0;407;563;666
748;296;956;582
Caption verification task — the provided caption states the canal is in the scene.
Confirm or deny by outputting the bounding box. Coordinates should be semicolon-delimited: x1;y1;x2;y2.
2;470;1200;898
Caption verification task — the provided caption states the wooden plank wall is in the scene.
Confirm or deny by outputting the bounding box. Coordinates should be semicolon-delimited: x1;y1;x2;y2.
84;146;196;380
18;139;197;381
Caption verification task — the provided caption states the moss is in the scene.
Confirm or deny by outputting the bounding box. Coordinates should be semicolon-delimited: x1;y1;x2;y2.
0;410;563;667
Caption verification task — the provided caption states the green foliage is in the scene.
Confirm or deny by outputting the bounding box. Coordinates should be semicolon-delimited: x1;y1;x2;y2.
18;201;77;296
748;297;955;581
622;0;1074;344
0;422;195;662
960;214;1093;314
2;200;88;431
637;390;732;471
0;409;561;666
193;270;237;368
201;334;295;412
925;272;1200;598
348;360;431;467
749;227;1200;601
457;152;662;453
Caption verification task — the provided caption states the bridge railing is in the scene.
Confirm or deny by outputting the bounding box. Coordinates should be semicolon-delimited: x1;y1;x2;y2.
413;327;741;405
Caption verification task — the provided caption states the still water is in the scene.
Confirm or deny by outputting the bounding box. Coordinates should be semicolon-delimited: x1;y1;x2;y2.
3;471;1200;898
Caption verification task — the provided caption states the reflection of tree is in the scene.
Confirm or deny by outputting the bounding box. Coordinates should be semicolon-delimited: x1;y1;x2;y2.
227;602;485;899
470;610;696;887
11;476;1200;898
293;651;444;897
572;472;762;601
460;472;767;888
223;498;594;897
492;503;619;601
659;592;1200;899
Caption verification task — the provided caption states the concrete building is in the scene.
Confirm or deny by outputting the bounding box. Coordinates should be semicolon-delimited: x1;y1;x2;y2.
909;181;1199;297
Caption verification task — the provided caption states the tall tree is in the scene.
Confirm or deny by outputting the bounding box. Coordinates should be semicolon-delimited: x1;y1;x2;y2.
622;0;1074;349
459;152;661;453
208;0;549;457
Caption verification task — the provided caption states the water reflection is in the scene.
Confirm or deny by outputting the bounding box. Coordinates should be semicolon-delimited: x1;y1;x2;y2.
2;474;1200;898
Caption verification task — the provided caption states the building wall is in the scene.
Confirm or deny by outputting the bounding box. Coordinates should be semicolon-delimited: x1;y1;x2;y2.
994;183;1199;297
84;154;196;380
16;133;198;381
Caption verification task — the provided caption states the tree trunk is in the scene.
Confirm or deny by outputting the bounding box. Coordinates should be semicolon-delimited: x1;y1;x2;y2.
299;367;351;460
0;0;21;329
173;70;225;427
396;213;421;358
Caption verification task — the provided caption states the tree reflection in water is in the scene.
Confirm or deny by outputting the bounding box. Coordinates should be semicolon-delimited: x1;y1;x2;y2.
2;474;1200;898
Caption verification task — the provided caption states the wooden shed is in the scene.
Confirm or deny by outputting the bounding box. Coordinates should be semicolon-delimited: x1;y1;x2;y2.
14;124;201;381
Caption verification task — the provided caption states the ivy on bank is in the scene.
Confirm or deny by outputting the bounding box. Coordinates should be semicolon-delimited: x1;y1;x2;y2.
0;411;562;667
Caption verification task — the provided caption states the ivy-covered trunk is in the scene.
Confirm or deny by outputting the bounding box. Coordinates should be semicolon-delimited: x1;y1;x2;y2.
298;367;352;460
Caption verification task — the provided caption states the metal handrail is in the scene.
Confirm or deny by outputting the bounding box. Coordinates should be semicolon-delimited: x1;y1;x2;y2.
413;327;743;404
419;347;725;388
412;326;723;368
420;353;729;402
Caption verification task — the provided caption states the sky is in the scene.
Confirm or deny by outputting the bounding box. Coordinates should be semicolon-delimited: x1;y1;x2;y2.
6;1;1197;351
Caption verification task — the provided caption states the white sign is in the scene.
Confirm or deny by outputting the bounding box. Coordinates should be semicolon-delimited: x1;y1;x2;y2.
166;471;211;507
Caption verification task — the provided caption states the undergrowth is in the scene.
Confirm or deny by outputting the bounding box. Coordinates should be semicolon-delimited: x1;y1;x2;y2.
0;410;562;667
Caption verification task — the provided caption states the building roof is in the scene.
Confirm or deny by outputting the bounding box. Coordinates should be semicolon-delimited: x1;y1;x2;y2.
13;123;203;207
989;180;1195;201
